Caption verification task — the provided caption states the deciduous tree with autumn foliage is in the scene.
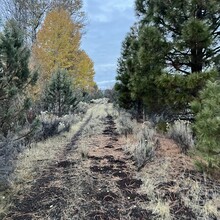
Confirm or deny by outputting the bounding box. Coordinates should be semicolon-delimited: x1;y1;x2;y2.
32;7;95;96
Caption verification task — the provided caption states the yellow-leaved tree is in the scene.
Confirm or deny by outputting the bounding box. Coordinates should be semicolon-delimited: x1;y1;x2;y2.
32;8;95;95
75;50;96;90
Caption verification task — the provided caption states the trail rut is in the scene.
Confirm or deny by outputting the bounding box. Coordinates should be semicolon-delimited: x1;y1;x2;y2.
5;105;152;219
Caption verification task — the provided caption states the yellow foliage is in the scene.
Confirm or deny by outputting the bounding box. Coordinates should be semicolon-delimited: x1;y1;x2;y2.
74;50;96;90
32;8;95;95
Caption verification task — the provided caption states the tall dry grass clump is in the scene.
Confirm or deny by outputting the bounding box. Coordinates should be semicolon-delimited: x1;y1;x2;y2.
167;120;194;153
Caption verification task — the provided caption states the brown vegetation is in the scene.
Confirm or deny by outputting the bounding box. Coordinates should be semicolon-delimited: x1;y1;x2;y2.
1;103;220;219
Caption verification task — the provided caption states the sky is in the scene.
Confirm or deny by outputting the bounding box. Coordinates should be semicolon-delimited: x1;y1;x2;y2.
82;0;136;89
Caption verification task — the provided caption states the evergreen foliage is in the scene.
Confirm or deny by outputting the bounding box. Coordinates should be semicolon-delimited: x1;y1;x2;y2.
156;70;217;114
135;0;220;74
115;28;137;110
116;0;220;118
134;26;167;114
191;80;220;170
42;68;78;117
0;20;37;137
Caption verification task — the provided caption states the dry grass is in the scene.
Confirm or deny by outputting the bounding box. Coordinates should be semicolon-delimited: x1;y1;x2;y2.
2;104;98;216
3;103;220;219
120;119;158;169
137;136;220;220
167;120;194;153
14;125;77;185
57;103;119;219
13;103;111;183
79;142;89;158
0;192;11;219
150;199;171;220
116;111;136;137
6;103;114;217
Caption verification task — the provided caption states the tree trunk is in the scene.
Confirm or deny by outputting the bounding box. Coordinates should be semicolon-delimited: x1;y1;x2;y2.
191;46;203;73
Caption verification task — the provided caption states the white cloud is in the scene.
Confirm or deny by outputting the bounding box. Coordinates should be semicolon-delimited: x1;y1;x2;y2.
104;0;134;12
97;80;116;85
85;0;135;23
97;80;116;89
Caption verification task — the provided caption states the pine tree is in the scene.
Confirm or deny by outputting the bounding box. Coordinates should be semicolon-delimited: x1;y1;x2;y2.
133;26;168;115
191;80;220;170
0;20;37;137
156;71;217;114
116;0;220;116
135;0;220;74
42;68;78;117
115;25;167;116
115;27;138;110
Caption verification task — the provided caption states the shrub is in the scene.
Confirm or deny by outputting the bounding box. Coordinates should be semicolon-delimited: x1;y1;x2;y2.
134;124;158;169
0;134;27;192
134;138;155;169
116;111;136;137
167;120;194;153
75;101;89;115
36;112;80;140
42;68;78;117
156;120;168;133
191;80;220;170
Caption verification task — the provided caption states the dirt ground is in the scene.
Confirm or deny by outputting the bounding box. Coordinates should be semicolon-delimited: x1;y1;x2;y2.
3;104;220;220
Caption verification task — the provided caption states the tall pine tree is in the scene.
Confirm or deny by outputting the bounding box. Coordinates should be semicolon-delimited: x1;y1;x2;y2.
191;80;220;170
115;26;138;111
0;20;37;137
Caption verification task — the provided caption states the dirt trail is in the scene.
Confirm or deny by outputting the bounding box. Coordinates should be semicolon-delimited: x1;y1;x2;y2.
4;104;220;220
79;115;153;219
4;105;152;219
5;112;94;220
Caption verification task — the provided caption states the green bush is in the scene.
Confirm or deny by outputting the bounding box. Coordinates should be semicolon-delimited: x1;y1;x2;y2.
156;120;168;133
191;80;220;170
42;68;78;117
